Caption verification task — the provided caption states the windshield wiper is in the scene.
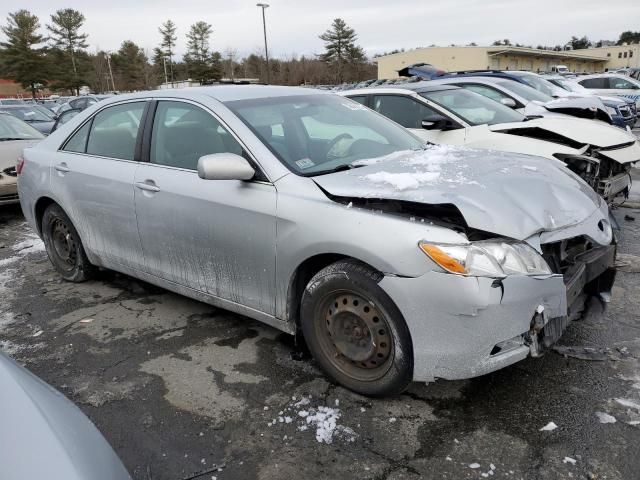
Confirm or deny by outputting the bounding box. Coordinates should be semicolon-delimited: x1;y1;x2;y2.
523;115;544;122
312;163;365;176
0;137;30;141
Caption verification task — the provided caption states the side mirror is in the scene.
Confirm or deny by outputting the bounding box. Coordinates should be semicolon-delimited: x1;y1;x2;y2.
500;98;517;108
197;153;255;181
51;108;82;132
421;114;454;130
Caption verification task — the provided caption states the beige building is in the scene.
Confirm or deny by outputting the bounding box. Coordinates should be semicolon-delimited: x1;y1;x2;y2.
376;44;639;79
579;44;640;70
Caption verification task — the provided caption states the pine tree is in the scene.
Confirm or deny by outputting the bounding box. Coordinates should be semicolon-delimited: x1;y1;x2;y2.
184;21;222;83
47;8;89;94
0;10;48;99
158;19;177;81
319;18;365;83
113;40;148;91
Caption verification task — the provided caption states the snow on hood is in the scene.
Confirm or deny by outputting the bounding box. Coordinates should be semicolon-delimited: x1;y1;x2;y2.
314;145;602;241
489;116;638;148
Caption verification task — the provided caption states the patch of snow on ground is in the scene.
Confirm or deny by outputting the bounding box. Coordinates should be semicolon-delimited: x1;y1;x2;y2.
595;412;617;424
563;457;577;465
615;398;640;410
469;463;481;469
540;421;558;431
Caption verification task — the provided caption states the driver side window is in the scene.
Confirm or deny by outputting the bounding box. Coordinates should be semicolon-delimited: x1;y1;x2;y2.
371;95;438;129
150;101;243;171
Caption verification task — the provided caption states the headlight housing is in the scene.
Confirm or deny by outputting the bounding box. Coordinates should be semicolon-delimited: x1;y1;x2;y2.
419;240;552;278
605;106;618;116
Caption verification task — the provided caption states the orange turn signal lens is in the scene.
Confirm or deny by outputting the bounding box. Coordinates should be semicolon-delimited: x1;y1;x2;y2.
419;244;467;274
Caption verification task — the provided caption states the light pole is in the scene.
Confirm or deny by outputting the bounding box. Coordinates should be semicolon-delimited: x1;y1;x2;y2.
256;3;270;84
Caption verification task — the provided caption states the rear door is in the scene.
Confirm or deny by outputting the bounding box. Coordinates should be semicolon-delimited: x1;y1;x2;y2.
50;100;147;270
134;99;277;314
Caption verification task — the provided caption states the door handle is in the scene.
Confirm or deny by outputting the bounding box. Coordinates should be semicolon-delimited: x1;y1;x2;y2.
54;163;70;173
135;181;160;193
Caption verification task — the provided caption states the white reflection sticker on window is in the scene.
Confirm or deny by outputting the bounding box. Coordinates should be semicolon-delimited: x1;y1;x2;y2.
295;158;315;169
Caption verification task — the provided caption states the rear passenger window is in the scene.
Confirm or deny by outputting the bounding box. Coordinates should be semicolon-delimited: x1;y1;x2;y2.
579;78;608;89
86;102;145;160
150;101;243;170
62;122;91;153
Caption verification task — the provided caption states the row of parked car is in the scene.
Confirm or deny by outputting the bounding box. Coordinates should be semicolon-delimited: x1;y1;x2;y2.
2;70;639;477
0;94;113;135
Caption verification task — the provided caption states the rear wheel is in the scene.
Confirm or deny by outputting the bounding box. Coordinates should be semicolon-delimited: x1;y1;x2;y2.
41;204;95;282
300;260;413;396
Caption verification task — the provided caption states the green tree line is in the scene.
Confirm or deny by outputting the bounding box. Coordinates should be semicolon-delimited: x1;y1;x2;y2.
0;9;375;97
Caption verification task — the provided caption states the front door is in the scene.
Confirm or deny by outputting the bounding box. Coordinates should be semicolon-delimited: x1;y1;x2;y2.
134;100;277;314
50;101;147;270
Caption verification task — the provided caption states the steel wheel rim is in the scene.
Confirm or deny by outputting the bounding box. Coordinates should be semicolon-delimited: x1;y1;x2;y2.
51;218;77;269
315;290;394;382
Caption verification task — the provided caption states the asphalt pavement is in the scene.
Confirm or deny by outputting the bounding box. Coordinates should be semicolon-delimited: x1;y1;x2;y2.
1;170;640;480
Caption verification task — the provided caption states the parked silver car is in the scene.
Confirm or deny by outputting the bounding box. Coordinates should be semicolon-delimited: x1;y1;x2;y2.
0;352;130;479
18;86;616;395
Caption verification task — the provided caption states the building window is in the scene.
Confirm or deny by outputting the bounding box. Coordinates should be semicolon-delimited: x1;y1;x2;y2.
624;52;628;58
618;52;622;58
607;53;611;57
630;51;634;58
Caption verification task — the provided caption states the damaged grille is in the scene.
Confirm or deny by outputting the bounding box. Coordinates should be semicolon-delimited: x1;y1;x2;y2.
541;235;593;275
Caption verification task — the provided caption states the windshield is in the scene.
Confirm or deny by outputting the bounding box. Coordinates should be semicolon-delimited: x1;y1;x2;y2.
225;94;423;176
0;114;44;140
0;106;52;122
495;80;553;103
420;88;524;125
509;73;563;97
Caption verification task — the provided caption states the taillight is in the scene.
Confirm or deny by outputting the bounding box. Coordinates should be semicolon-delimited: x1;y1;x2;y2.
16;155;25;175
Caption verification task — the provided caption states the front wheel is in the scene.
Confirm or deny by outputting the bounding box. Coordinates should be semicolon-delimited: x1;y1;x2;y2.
300;260;413;396
41;204;95;282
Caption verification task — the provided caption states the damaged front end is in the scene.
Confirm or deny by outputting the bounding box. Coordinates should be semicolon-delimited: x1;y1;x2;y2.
494;125;635;202
525;237;617;357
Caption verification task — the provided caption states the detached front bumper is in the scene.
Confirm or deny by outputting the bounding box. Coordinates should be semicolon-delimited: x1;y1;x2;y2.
380;244;616;382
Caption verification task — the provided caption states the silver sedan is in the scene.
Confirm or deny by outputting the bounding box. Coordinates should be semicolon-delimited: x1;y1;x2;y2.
18;86;616;396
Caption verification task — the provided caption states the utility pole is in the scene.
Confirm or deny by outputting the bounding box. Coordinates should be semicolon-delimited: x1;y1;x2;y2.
163;56;169;86
256;3;270;84
227;52;235;81
105;52;116;92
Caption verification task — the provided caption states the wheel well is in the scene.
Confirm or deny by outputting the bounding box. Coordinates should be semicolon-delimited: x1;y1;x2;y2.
286;254;381;331
34;197;56;235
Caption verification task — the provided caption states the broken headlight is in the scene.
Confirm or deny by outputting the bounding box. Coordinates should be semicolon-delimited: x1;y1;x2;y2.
419;240;552;278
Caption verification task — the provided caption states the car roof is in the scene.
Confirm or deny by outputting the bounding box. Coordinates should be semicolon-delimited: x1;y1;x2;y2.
99;85;327;106
341;82;461;96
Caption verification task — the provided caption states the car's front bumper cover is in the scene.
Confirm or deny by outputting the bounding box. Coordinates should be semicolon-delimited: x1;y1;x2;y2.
380;244;616;382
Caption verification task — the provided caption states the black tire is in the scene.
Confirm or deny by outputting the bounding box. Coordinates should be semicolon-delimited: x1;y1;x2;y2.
300;259;413;397
41;203;95;282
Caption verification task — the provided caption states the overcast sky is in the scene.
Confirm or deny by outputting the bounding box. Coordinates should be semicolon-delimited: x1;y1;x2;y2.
2;0;638;59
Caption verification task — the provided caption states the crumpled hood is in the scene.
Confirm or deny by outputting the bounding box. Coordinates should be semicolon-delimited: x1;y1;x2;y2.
489;116;638;148
313;146;603;241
